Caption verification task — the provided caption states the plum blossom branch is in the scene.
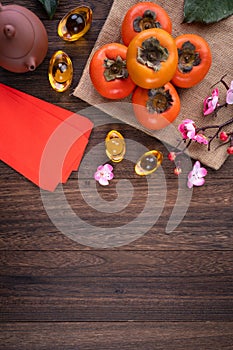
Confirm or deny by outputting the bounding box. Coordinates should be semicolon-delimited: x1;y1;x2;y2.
168;75;233;186
196;116;233;151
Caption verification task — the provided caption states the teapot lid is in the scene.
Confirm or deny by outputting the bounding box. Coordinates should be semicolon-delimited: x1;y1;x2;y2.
0;3;35;59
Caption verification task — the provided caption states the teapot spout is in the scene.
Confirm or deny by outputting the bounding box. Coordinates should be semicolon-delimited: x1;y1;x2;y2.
26;57;36;71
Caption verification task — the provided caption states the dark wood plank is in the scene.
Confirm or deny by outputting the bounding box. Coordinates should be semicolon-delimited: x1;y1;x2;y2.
1;171;232;250
1;322;233;350
1;277;233;322
1;250;233;277
1;251;233;322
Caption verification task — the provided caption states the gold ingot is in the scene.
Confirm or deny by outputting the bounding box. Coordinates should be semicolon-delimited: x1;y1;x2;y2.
58;6;92;42
48;51;73;92
105;130;126;163
135;150;163;176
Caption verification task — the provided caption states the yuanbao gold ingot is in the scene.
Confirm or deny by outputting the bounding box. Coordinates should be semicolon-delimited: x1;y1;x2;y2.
105;130;126;163
58;6;92;42
135;150;163;176
48;50;73;92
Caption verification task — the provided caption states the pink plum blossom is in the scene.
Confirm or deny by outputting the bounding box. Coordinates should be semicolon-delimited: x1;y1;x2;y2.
178;119;196;140
203;88;219;115
192;133;208;145
226;80;233;104
187;161;208;188
94;164;114;186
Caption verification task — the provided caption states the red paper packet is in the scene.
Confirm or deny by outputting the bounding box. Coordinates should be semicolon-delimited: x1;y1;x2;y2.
0;83;93;191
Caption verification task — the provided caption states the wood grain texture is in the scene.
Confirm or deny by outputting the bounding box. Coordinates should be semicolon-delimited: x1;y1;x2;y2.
0;0;233;348
1;322;233;350
1;251;233;322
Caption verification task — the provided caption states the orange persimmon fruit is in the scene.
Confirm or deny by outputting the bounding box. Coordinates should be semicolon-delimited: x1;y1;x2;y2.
171;33;212;88
126;28;178;89
132;82;180;130
121;1;172;46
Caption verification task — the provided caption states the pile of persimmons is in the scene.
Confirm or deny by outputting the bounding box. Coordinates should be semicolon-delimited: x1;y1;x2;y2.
89;2;212;130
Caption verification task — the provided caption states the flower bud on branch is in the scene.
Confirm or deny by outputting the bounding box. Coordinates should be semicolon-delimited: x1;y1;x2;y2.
168;75;233;187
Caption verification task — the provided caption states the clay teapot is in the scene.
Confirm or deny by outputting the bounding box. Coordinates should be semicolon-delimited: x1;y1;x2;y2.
0;2;48;73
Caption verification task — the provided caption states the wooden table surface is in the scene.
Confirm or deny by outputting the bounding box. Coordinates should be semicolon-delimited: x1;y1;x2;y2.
1;1;233;349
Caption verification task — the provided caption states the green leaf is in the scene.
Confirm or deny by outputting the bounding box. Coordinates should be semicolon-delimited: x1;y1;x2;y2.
183;0;233;24
37;0;59;19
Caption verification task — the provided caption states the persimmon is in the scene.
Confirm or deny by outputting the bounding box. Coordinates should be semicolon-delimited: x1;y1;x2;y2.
132;82;180;130
126;28;178;89
89;43;136;99
171;34;212;88
121;2;172;46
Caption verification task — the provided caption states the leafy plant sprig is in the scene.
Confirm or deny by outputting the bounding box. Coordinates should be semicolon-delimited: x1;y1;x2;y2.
37;0;59;19
184;0;233;24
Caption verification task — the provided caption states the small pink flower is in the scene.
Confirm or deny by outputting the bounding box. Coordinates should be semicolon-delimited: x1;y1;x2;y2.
203;88;219;115
193;133;208;145
187;161;207;188
226;80;233;104
178;119;196;140
94;164;114;186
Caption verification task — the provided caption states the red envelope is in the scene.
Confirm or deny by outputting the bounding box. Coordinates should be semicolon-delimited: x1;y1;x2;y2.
2;84;93;175
0;83;93;191
3;84;92;140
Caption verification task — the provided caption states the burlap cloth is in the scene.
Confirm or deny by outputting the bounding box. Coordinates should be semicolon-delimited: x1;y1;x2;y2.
73;0;233;170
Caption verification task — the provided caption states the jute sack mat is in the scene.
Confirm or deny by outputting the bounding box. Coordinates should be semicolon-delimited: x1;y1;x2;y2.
73;0;233;170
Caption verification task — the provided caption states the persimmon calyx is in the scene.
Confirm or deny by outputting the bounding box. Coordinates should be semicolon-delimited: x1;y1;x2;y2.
146;87;173;113
137;37;169;71
133;10;162;32
103;56;128;81
178;41;201;73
